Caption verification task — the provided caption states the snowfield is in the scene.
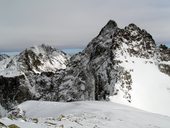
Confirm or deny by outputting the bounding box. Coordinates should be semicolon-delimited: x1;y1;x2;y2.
1;101;170;128
110;46;170;117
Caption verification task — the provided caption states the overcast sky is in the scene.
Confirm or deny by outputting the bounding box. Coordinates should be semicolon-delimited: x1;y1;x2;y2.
0;0;170;52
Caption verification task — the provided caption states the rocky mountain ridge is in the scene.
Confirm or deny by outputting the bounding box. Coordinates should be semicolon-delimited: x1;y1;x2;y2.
0;20;170;116
56;20;161;102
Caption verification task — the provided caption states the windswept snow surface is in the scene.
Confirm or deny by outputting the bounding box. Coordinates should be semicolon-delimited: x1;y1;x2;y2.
110;56;170;116
1;101;170;128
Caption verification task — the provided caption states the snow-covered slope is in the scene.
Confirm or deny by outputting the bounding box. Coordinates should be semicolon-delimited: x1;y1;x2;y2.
0;44;69;77
1;101;170;128
110;57;170;116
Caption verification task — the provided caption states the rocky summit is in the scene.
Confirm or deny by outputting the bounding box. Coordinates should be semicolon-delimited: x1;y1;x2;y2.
0;20;170;116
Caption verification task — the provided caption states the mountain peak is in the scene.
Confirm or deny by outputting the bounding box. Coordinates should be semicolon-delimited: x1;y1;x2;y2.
124;23;141;34
127;23;138;29
105;20;117;28
98;20;118;36
27;44;56;55
17;44;69;73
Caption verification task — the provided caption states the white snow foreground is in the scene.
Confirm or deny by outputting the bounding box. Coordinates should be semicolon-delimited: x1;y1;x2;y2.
1;101;170;128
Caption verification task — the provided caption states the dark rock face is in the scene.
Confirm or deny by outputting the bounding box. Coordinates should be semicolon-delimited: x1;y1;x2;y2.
0;75;32;109
158;44;170;75
159;44;170;61
98;20;117;36
159;64;170;76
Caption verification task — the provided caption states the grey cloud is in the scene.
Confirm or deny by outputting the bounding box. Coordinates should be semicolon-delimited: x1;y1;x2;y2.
0;0;170;51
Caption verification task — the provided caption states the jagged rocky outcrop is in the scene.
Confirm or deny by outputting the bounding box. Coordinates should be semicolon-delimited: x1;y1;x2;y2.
0;20;170;111
158;44;170;76
159;44;170;61
55;20;159;102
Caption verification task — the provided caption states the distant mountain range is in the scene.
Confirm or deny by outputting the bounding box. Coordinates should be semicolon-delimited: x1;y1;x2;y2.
0;20;170;117
0;44;69;77
0;48;83;56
